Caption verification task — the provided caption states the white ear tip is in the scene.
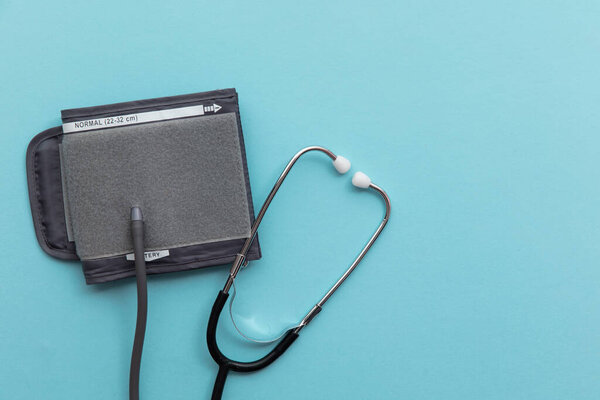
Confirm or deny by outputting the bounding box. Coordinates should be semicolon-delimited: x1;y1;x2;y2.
352;171;371;188
333;155;351;174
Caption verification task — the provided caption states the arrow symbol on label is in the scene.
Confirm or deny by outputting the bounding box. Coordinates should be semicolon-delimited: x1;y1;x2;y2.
204;104;222;113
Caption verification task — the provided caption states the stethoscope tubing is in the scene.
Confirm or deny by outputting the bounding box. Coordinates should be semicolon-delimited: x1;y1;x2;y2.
207;290;299;373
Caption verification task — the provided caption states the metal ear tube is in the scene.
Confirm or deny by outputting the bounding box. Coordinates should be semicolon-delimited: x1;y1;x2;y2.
206;146;391;400
222;146;351;294
297;178;390;332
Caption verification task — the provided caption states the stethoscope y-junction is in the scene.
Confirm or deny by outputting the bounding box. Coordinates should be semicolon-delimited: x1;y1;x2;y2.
206;146;391;399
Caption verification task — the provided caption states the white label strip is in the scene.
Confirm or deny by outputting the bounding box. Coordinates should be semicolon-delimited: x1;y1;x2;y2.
126;249;170;262
62;103;222;133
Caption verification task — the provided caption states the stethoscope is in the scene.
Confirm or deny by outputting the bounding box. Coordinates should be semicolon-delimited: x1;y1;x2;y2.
206;146;391;399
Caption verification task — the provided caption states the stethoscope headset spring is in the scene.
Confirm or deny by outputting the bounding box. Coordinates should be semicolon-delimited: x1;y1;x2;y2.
206;146;391;399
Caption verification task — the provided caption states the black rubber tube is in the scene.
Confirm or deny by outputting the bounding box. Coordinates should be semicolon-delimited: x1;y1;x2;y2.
211;365;229;400
129;213;147;400
207;291;299;399
207;290;299;373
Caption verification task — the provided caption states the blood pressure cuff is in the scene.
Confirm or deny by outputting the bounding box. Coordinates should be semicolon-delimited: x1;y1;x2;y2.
26;88;261;284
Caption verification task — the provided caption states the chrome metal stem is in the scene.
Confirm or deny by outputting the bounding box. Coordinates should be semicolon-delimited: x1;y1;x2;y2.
297;182;391;330
223;146;337;294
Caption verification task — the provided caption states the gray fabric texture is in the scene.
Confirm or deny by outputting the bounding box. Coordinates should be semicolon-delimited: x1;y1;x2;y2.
60;113;251;260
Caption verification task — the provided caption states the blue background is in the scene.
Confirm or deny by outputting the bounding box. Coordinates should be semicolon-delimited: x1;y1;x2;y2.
0;1;599;399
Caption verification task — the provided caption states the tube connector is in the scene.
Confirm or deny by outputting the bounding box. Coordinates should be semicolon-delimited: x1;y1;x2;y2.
131;207;143;221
